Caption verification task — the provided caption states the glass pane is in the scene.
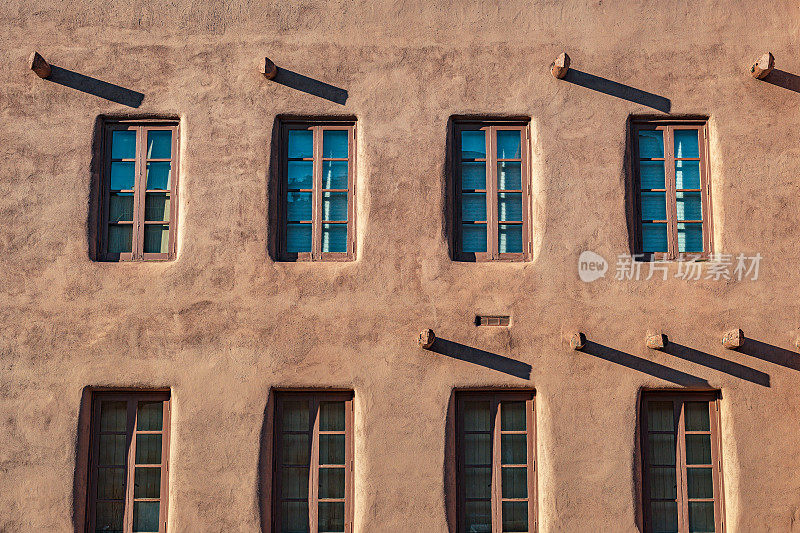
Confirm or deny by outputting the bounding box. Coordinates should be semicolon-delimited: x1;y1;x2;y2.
146;162;171;190
499;225;523;254
462;162;486;190
281;501;309;533
134;467;161;498
146;130;172;159
502;501;528;532
641;192;667;220
464;433;491;465
685;434;712;465
687;467;713;499
497;130;521;159
288;130;313;159
649;466;677;499
319;434;345;465
685;402;710;431
322;224;347;253
137;402;163;431
648;402;674;431
287;192;312;221
101;401;127;432
322;161;348;189
95;500;124;533
501;402;526;431
111;130;136;159
497;162;521;190
286;224;311;253
318;501;345;532
322;130;348;158
99;434;126;465
674;129;700;158
322;192;347;221
462;224;487;253
464;401;491;431
465;500;491;533
145;193;170;221
648;433;676;466
688;501;715;532
143;225;169;254
319;402;345;431
639;161;666;189
282;466;309;498
502;466;527;498
135;434;162;464
642;223;668;253
462;192;486;222
501;434;527;464
288;161;313;189
97;467;125;499
282;433;310;465
465;466;491;498
650;501;679;533
675;160;701;189
110;162;135;190
109;193;134;222
498;192;522;222
638;130;664;158
132;501;159;532
676;192;702;221
108;225;133;254
318;467;345;499
461;131;486;159
677;223;704;253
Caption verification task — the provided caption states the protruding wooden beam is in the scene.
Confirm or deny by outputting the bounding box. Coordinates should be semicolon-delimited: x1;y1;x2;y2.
722;329;744;349
646;333;668;350
550;52;570;79
418;329;435;349
750;52;774;79
569;332;586;351
29;51;51;79
260;57;277;80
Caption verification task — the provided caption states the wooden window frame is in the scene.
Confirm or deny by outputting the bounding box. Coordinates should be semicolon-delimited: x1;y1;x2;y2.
86;391;171;533
99;120;179;261
278;120;357;262
631;119;712;261
452;120;532;262
640;391;725;533
272;391;355;533
455;391;537;533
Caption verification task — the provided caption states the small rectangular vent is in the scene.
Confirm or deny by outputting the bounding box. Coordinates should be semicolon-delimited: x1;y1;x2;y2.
475;315;510;326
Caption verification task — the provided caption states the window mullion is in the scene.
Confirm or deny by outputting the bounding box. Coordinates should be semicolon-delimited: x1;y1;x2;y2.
491;396;502;533
676;400;689;532
488;127;498;259
312;127;322;260
123;398;137;533
664;127;678;260
310;396;320;533
134;127;146;259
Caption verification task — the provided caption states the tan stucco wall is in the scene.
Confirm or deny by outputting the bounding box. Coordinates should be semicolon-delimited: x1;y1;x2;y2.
2;1;800;531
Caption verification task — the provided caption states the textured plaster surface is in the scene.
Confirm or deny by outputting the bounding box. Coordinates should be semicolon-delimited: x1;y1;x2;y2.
1;1;800;531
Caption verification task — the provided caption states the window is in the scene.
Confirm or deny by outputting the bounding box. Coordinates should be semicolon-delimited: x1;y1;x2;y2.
632;120;711;260
456;392;536;532
452;120;531;261
279;121;356;261
87;391;170;533
99;120;179;261
273;392;354;533
641;392;724;533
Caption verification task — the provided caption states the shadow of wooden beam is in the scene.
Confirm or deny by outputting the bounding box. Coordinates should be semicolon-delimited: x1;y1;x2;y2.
272;67;348;105
737;338;800;371
563;69;671;112
46;65;144;108
762;69;800;93
662;342;770;387
429;338;531;380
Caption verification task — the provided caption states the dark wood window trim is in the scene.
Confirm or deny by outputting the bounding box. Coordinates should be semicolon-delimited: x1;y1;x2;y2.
456;391;537;533
640;391;725;533
452;119;532;262
273;391;355;533
99;120;179;261
631;119;712;261
278;120;357;262
86;391;171;533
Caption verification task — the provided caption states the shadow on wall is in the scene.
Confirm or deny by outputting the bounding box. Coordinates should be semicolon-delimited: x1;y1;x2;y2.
737;338;800;371
428;338;531;380
272;67;348;105
257;389;276;533
562;69;671;113
662;342;770;387
46;65;144;108
71;388;93;532
762;69;800;93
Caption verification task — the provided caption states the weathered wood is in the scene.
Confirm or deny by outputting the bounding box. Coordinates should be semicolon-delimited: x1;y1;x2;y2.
29;51;51;78
750;52;774;79
722;329;744;349
551;52;570;79
418;329;435;349
260;57;277;80
569;332;586;350
646;333;668;350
